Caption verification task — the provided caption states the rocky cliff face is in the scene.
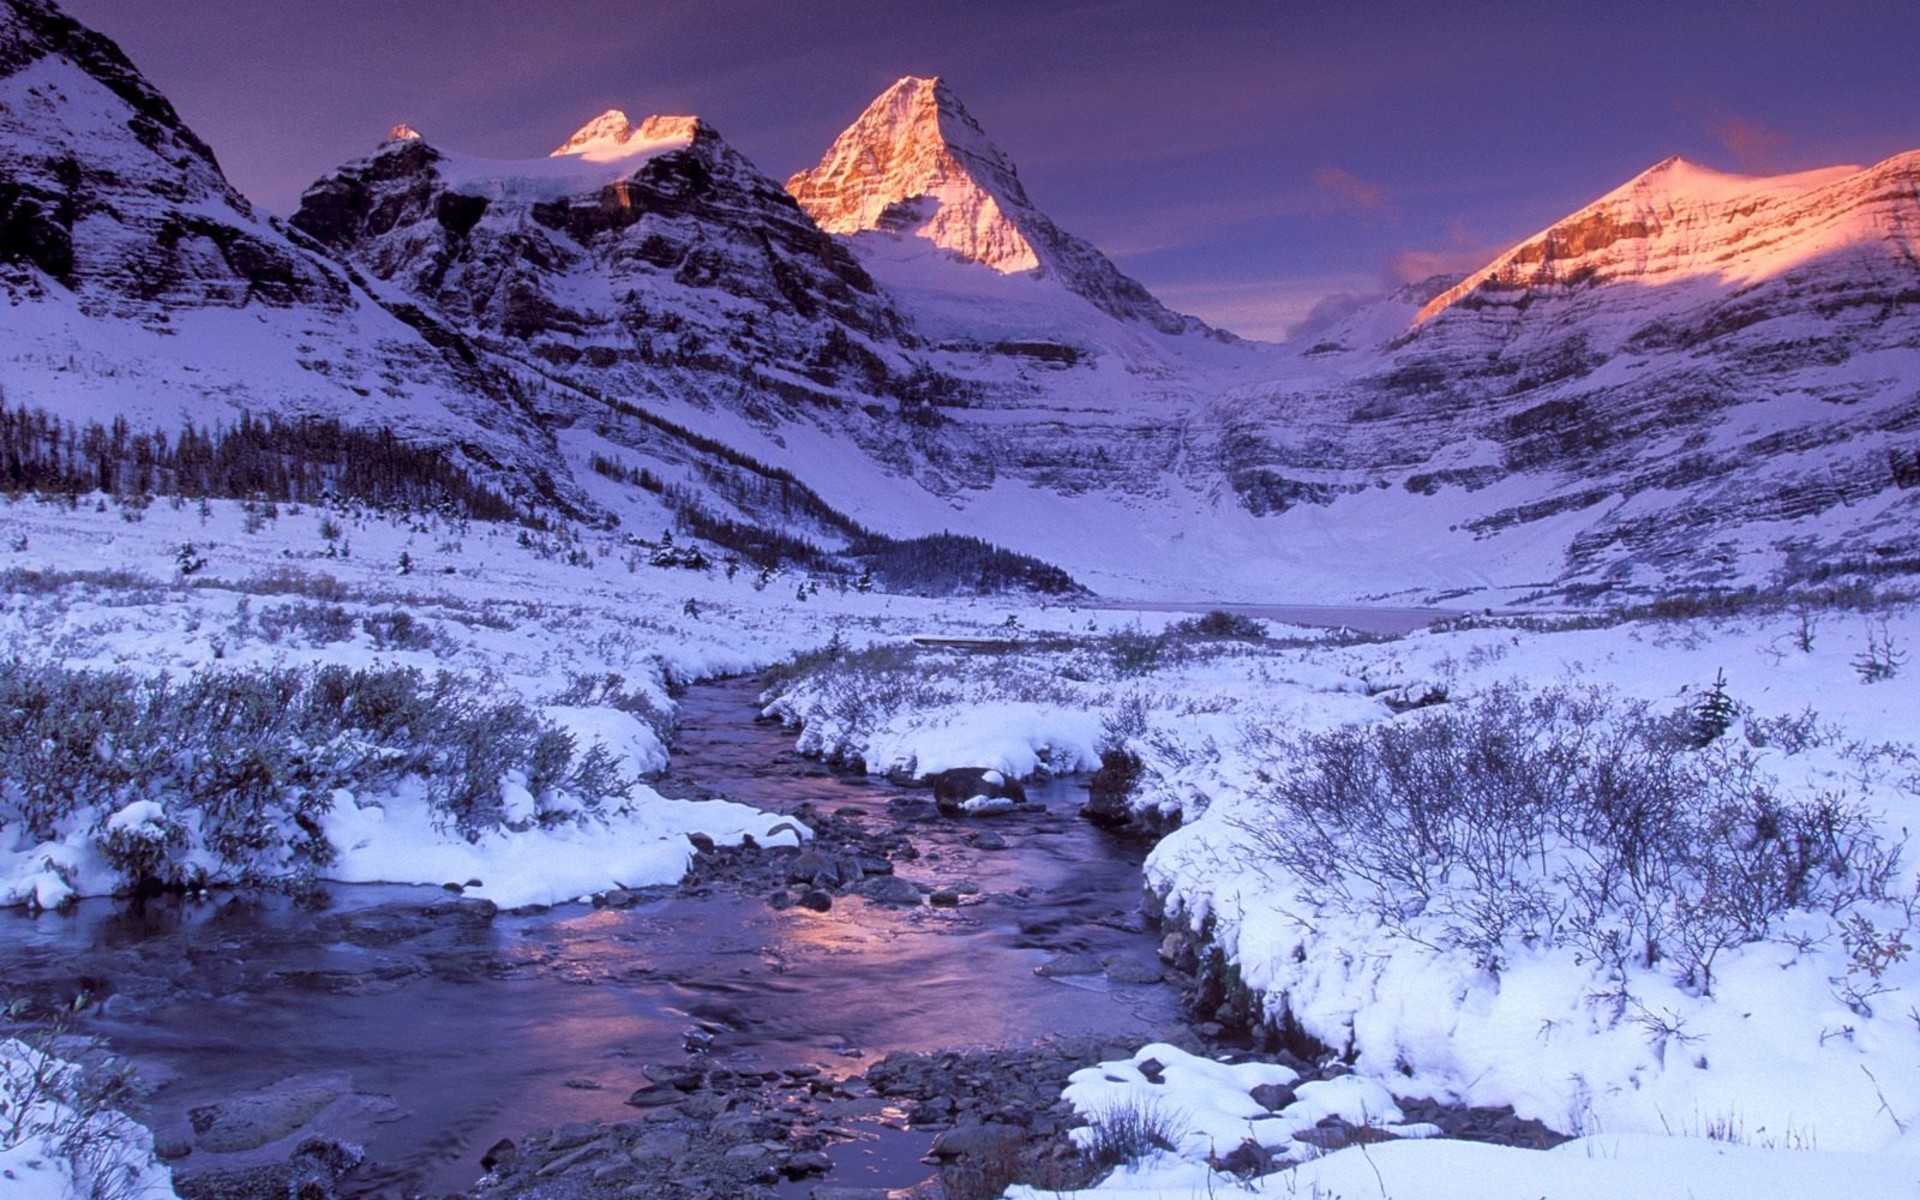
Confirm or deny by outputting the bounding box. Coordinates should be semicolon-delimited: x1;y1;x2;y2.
291;109;958;441
0;0;339;310
787;76;1218;338
0;0;578;509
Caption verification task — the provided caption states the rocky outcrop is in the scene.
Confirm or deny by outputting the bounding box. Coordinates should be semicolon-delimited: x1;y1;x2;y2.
0;0;583;519
292;110;921;417
0;0;341;308
926;766;1029;816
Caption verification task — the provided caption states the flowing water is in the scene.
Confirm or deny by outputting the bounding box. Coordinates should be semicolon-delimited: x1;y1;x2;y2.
0;676;1183;1197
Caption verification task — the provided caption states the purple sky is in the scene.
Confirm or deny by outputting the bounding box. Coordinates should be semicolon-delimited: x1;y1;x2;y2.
58;0;1917;340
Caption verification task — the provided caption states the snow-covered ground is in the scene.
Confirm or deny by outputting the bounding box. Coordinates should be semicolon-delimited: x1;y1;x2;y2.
767;595;1920;1198
0;491;1145;911
7;490;1920;1199
0;1037;174;1200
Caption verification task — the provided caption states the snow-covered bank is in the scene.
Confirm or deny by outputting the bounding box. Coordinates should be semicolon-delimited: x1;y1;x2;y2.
0;493;1102;910
0;1038;177;1200
767;598;1920;1196
1013;1041;1920;1200
1009;1134;1920;1200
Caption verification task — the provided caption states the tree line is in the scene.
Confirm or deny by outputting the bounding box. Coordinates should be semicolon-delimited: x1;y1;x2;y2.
0;401;521;521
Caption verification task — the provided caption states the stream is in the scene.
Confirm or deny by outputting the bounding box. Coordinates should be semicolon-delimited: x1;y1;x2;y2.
0;675;1186;1198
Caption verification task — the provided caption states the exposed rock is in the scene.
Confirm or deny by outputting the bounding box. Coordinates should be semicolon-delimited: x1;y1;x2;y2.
858;875;923;906
1034;954;1103;978
926;767;1027;817
188;1080;341;1153
1103;959;1164;985
175;1136;362;1200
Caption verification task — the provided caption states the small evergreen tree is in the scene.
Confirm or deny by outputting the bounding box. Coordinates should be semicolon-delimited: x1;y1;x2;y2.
1687;670;1738;747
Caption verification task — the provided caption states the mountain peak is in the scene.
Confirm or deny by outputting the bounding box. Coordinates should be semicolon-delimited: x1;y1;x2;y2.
551;108;636;157
1413;152;1894;326
786;74;1039;272
789;77;1220;336
548;109;707;164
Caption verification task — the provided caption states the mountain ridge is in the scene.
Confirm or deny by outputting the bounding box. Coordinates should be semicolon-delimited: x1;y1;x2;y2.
5;0;1920;605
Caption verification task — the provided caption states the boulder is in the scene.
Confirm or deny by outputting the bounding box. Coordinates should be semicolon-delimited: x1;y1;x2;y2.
188;1080;340;1153
858;876;922;906
926;768;1027;817
1034;954;1103;977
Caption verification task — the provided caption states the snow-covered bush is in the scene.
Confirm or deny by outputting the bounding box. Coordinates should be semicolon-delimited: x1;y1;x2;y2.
0;661;643;894
1237;684;1900;990
0;1034;173;1200
548;670;675;747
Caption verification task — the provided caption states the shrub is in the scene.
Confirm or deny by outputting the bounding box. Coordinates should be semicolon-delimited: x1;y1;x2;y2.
1168;610;1267;640
255;601;356;645
363;609;435;651
1238;684;1900;991
1104;627;1168;678
0;1033;153;1200
0;660;637;890
1080;1094;1185;1167
548;671;674;748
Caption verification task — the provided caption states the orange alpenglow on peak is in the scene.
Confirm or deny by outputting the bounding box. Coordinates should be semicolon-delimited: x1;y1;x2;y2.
549;111;704;161
786;74;1042;274
1413;152;1885;325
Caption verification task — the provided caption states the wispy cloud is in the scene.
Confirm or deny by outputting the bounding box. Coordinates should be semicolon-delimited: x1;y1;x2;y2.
1705;114;1793;173
1076;194;1304;259
1310;166;1389;217
1154;275;1378;343
1384;220;1509;286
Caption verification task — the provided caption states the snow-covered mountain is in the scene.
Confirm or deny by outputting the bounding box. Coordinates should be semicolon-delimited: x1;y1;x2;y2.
0;0;571;503
788;75;1219;339
288;106;1051;520
1206;151;1920;599
292;108;910;398
4;0;1918;604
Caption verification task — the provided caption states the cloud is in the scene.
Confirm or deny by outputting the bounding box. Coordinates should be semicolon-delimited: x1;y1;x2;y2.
1310;166;1388;216
1386;246;1496;285
1706;114;1792;173
1152;275;1378;343
1285;291;1371;341
1073;194;1305;259
1384;219;1509;286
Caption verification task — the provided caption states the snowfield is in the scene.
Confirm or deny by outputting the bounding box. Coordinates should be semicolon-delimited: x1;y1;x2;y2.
5;491;1920;1200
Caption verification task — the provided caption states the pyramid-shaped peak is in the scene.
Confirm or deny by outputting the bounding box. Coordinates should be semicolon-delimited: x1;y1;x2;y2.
385;123;423;144
853;75;1006;164
787;74;1034;260
870;75;957;115
789;77;1215;335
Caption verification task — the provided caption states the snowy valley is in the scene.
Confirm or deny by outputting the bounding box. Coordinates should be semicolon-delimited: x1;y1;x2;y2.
4;1;1920;1199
